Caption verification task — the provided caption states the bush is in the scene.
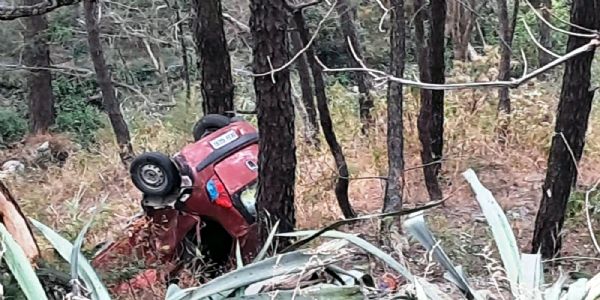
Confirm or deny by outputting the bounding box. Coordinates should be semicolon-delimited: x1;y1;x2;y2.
0;108;27;146
52;76;105;147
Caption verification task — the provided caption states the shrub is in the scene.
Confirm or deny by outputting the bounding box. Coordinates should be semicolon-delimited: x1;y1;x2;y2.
0;108;27;146
52;76;105;147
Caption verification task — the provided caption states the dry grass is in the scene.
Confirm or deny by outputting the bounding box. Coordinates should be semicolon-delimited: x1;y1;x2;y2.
2;49;600;296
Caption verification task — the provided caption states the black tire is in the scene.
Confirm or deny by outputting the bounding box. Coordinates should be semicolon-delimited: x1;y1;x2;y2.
130;152;180;196
193;114;231;141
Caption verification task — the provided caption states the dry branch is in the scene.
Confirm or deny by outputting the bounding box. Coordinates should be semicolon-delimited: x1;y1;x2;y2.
316;38;600;90
0;180;40;262
0;0;80;20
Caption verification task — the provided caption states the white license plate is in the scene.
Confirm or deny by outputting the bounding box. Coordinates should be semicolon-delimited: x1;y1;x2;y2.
209;130;239;149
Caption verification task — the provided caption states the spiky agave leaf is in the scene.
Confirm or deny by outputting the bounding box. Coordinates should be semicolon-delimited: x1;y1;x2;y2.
462;169;522;292
167;239;350;300
30;219;110;300
0;223;48;300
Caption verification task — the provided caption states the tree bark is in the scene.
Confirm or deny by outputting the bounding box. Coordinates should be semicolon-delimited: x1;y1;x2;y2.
83;0;134;164
192;0;234;116
23;0;55;134
446;0;475;61
430;0;446;175
531;0;600;258
251;0;297;246
294;11;356;218
415;0;443;202
335;0;374;134
290;28;320;146
383;0;405;213
538;0;554;67
496;0;519;116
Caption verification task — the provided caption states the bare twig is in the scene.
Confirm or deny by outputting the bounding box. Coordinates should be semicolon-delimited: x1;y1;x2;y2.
245;1;337;77
373;0;390;32
222;12;250;33
522;19;561;58
540;6;598;34
584;180;600;256
316;38;600;90
524;0;598;39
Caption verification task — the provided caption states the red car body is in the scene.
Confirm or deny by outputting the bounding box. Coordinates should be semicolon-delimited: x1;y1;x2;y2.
92;119;260;282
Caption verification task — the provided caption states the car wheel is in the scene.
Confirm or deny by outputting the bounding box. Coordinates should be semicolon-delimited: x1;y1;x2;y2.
130;152;180;196
193;114;231;141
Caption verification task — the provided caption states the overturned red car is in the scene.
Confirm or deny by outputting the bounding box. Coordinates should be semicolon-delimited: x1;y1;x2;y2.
92;114;260;284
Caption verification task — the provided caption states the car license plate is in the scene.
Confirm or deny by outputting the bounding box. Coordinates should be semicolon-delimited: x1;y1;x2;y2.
209;130;239;149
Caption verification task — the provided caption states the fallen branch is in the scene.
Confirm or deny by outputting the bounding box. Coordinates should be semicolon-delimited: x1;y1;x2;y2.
0;180;40;262
0;0;81;20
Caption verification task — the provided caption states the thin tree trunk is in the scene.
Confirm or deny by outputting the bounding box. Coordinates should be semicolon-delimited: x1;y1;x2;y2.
23;0;55;134
446;0;475;61
83;0;134;165
193;0;234;115
290;28;320;146
173;2;191;102
496;0;520;142
496;0;519;114
538;0;554;67
415;0;443;202
383;0;405;213
251;0;297;247
335;0;374;134
531;0;599;258
430;0;446;179
294;11;356;218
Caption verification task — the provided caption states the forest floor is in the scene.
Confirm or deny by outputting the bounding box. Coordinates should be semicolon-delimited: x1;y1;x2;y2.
2;57;600;297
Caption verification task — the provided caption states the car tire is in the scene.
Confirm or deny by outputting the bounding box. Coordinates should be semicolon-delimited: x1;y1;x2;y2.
193;114;231;141
130;152;180;196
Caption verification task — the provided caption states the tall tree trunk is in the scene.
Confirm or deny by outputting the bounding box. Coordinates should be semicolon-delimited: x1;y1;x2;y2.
538;0;554;67
531;0;600;258
290;28;320;146
430;0;446;179
446;0;475;61
83;0;134;164
496;0;519;117
415;0;443;202
251;0;297;246
174;3;191;102
335;0;374;134
294;11;356;218
193;0;234;115
23;0;55;134
383;0;405;213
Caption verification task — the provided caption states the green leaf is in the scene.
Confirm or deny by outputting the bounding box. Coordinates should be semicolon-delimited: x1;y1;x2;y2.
403;213;482;300
566;278;588;300
253;220;279;263
279;230;453;299
30;219;111;300
0;223;48;300
168;240;348;300
233;285;364;299
462;169;522;290
544;271;567;300
519;253;543;299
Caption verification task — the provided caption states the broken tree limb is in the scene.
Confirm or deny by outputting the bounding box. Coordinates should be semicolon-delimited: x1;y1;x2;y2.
0;0;81;20
0;180;40;262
